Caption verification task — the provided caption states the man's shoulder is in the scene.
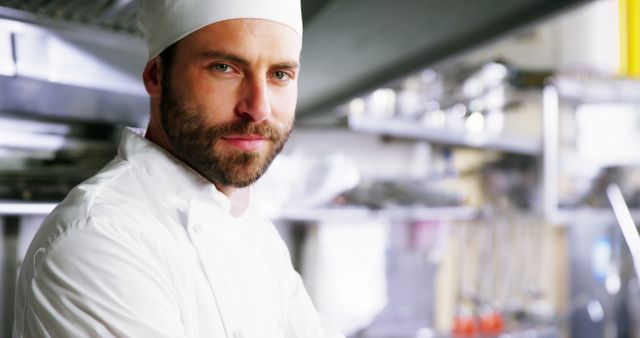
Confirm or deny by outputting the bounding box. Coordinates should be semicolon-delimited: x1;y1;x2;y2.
34;158;156;250
19;163;170;288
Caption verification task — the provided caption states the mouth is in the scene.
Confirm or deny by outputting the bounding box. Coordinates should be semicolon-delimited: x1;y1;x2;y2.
221;134;270;151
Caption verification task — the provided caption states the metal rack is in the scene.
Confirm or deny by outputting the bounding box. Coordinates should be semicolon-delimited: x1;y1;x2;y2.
278;205;481;223
349;116;541;156
543;74;640;224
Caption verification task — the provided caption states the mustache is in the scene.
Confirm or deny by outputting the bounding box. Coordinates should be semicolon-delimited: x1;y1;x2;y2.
210;120;285;142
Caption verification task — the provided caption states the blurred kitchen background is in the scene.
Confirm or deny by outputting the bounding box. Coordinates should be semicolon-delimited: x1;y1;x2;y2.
1;0;640;337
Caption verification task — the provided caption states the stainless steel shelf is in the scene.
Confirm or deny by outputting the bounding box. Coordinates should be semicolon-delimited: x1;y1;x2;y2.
277;205;480;223
349;117;541;155
0;201;56;215
549;207;640;225
0;200;480;221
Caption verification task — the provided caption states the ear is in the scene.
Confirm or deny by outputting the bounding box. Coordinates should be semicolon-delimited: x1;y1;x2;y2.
142;57;163;97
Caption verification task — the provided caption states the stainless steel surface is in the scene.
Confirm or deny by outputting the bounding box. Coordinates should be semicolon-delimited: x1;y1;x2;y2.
0;113;120;202
344;60;546;155
543;76;640;224
554;74;640;103
277;206;479;223
0;202;56;215
0;0;139;33
348;117;541;155
0;75;147;125
0;5;144;53
0;0;331;33
543;85;560;222
607;184;640;281
1;216;18;338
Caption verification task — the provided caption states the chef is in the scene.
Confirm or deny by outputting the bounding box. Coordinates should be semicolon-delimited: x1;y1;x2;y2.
13;0;343;337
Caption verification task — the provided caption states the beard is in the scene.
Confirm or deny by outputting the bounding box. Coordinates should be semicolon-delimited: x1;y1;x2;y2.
159;79;292;188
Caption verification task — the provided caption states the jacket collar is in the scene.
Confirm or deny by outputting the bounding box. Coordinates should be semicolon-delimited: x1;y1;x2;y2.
116;127;233;216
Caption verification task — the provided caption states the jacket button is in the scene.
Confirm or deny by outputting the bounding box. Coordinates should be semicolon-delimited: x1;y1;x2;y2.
192;224;203;233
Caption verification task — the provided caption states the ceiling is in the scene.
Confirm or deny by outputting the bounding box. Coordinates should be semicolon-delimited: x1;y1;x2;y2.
296;0;594;117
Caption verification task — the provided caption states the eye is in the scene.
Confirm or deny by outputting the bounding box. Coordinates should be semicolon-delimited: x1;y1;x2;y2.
212;63;231;73
272;71;291;81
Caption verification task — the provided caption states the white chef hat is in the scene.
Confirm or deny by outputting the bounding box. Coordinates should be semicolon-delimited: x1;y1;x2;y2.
137;0;303;60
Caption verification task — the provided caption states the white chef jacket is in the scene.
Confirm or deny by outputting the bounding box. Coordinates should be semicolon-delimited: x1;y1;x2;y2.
14;128;343;338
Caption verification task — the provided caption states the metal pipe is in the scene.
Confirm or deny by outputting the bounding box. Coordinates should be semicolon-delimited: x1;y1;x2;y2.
543;84;560;222
0;202;56;215
606;183;640;281
2;215;19;338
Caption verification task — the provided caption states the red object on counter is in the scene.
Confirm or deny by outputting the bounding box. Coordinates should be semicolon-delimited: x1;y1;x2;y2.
479;311;504;336
452;316;478;337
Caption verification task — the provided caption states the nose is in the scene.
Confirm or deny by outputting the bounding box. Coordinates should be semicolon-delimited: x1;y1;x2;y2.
236;76;272;122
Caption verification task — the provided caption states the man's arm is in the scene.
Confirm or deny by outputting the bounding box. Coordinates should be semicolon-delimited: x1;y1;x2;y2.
16;218;186;338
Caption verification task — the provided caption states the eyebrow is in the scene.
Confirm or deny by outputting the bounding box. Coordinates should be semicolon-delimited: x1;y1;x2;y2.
200;50;299;70
272;61;300;71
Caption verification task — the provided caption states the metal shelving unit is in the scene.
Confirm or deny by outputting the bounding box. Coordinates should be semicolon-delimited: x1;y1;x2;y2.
543;75;640;224
0;201;56;216
349;116;541;156
277;205;481;223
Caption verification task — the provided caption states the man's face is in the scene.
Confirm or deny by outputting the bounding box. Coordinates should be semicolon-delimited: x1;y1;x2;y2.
159;19;301;188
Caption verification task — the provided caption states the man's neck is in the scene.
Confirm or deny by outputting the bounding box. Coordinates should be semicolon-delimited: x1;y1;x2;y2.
217;185;250;217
